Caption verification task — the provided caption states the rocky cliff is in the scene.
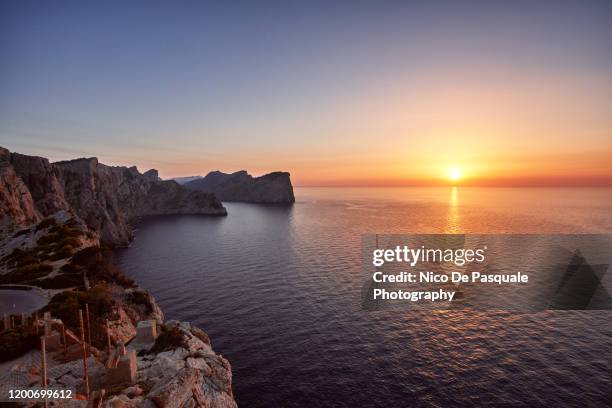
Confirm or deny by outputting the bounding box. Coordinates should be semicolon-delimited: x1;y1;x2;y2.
185;170;295;204
0;212;237;408
0;147;226;245
0;148;42;231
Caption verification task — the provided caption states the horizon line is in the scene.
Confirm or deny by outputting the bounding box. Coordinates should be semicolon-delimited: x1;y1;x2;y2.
293;184;612;188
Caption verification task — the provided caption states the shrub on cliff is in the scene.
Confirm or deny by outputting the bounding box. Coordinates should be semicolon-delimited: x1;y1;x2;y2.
0;262;53;284
16;262;53;278
127;290;154;314
69;246;135;288
148;325;186;354
49;244;76;261
50;224;82;238
1;248;38;268
42;284;115;349
0;326;39;363
35;217;57;231
71;246;102;265
44;284;114;326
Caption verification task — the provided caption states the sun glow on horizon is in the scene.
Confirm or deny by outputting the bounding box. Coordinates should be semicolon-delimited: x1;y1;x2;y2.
448;166;462;183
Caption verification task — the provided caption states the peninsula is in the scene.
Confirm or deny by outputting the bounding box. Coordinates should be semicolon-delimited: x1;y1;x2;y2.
0;147;237;407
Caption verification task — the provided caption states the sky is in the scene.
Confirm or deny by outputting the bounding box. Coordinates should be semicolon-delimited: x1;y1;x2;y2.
1;1;611;186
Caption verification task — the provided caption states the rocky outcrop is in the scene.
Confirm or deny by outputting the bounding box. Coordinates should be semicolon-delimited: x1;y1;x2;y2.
0;148;42;233
185;170;295;204
133;321;237;408
0;147;238;407
0;147;227;245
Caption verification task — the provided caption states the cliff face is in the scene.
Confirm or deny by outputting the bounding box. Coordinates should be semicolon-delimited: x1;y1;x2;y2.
0;148;41;231
186;170;295;204
0;147;227;245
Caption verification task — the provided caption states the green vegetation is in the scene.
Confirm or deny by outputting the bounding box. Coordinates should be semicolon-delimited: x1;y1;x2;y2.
0;220;93;288
0;262;53;285
2;248;39;268
42;284;114;349
127;291;153;314
0;326;39;362
148;325;186;354
3;221;83;269
68;246;135;288
70;246;101;265
35;217;57;231
1;241;135;290
48;244;76;261
60;262;81;274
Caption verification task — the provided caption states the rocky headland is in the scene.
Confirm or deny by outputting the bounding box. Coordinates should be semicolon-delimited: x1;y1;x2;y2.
0;147;236;407
1;147;226;246
184;170;295;204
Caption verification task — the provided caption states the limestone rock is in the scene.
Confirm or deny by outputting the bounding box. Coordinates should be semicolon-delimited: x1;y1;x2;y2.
0;147;227;245
133;321;235;407
148;367;200;408
0;147;41;233
185;170;295;203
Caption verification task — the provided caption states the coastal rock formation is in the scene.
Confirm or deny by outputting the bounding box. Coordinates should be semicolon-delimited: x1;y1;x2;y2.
0;147;227;245
0;215;237;408
134;321;236;408
0;148;41;232
185;170;295;204
1;148;238;407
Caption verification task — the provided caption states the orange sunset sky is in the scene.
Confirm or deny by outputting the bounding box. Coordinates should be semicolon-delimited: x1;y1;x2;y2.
1;2;611;186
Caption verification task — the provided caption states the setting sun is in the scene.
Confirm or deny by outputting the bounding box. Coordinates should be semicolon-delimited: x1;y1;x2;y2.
449;167;462;183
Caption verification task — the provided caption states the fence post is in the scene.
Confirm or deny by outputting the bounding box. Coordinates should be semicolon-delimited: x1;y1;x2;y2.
79;310;90;399
41;336;48;408
106;320;111;353
62;323;67;355
85;303;92;353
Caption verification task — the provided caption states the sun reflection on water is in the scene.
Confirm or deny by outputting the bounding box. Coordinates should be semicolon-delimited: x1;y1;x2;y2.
445;186;461;233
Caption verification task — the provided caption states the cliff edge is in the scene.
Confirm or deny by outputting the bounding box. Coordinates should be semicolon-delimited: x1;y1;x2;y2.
185;170;295;204
0;147;226;246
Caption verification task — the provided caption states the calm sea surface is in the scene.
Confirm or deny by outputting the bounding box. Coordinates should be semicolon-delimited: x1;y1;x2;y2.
115;187;612;407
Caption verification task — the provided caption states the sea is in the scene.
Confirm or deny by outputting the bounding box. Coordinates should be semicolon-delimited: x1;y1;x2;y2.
115;187;612;407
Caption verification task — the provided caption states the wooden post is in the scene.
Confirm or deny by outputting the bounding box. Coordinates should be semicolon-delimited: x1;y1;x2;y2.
79;310;90;399
41;336;48;408
85;303;92;353
11;315;15;329
35;312;39;335
62;324;67;355
43;312;51;338
106;320;111;353
22;313;27;326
